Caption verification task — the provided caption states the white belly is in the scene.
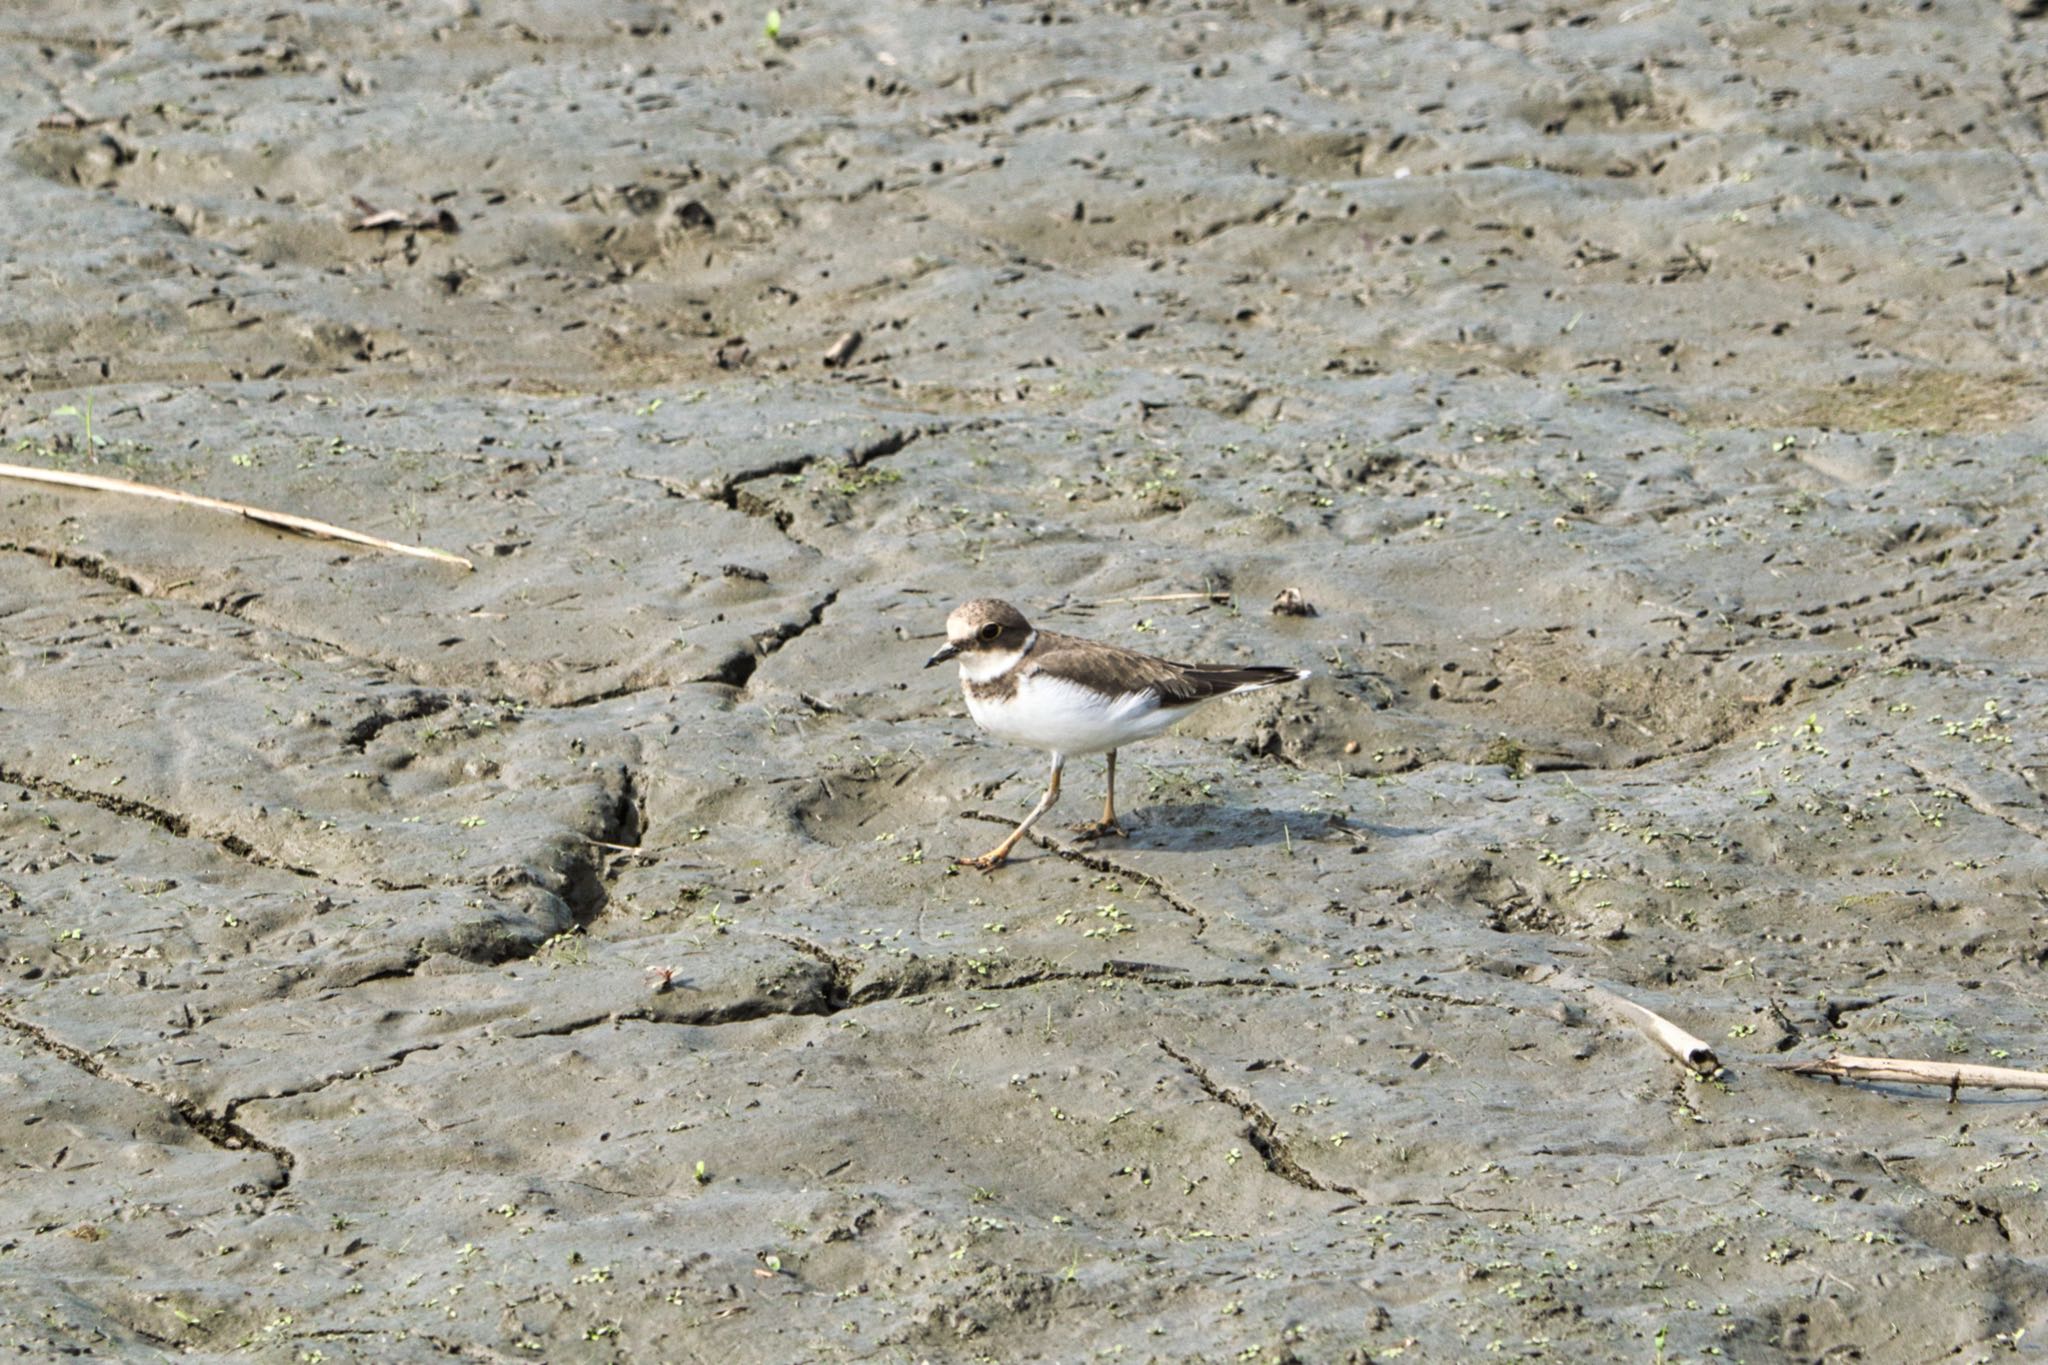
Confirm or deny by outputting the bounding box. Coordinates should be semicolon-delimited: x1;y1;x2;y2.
965;670;1187;756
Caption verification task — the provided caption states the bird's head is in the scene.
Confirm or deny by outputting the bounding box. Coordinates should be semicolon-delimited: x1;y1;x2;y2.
926;598;1032;668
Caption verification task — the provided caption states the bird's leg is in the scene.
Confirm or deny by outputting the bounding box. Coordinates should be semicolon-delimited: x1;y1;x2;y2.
1072;749;1128;840
958;753;1062;871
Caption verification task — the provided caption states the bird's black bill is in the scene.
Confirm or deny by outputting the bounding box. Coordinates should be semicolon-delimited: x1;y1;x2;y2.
924;642;960;668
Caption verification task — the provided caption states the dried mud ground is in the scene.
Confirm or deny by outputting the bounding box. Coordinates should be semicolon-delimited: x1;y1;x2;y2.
4;2;2048;1362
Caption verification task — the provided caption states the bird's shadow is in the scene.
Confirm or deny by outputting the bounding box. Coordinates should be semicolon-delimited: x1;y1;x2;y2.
1061;801;1394;853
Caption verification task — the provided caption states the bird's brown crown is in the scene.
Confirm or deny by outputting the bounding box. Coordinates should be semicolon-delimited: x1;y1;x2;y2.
946;598;1033;652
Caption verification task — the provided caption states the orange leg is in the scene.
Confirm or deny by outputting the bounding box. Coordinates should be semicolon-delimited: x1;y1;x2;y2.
1072;750;1128;840
957;754;1063;871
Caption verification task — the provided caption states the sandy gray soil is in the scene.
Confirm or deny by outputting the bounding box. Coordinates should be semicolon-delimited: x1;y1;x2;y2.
4;1;2048;1361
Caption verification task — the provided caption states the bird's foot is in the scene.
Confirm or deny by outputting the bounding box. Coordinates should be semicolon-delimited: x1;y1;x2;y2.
953;849;1011;873
1070;818;1128;841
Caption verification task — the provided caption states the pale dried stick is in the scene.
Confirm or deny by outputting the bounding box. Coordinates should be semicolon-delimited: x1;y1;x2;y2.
1582;984;1721;1075
0;462;473;570
1535;967;1720;1074
1778;1054;2048;1100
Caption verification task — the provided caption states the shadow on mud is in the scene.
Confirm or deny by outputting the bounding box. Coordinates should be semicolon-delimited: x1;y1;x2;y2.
1100;802;1404;852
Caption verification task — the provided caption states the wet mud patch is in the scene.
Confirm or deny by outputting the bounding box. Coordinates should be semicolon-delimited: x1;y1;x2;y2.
7;0;2048;1360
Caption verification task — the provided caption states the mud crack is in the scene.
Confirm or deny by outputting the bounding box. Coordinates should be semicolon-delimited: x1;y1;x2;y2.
1157;1039;1360;1198
721;424;927;503
0;540;150;596
703;424;933;533
1000;960;1289;993
0;538;442;686
344;689;453;750
508;995;839;1038
222;1043;449;1118
669;937;1299;1025
767;932;859;1010
0;1007;297;1185
709;589;840;689
1902;757;2048;841
0;761;319;879
599;763;647;851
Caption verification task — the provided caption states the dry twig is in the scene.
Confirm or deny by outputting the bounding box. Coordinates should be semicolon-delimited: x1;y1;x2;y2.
1778;1053;2048;1101
1538;969;1720;1075
821;330;863;368
1583;984;1721;1075
1097;592;1232;605
0;462;473;569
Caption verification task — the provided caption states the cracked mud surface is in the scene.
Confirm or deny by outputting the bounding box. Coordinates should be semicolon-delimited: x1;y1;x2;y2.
4;2;2048;1361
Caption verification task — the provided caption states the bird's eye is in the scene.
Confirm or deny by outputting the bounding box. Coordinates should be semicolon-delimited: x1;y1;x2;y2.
978;622;1002;642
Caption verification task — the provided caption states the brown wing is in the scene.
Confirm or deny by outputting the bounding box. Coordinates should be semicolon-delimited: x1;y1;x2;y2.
1029;631;1306;709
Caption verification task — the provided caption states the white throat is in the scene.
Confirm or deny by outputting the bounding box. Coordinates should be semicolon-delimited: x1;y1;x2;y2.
957;632;1034;683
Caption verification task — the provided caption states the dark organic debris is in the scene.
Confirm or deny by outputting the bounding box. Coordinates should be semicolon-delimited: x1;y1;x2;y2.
1271;587;1315;617
350;195;460;233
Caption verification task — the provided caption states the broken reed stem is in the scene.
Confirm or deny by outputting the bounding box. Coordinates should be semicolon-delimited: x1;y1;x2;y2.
1778;1054;2048;1097
1581;984;1721;1076
1100;592;1233;605
0;462;473;570
1535;969;1721;1076
1547;967;2048;1101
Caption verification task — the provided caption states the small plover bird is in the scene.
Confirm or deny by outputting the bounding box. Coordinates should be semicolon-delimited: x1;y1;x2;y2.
926;598;1310;870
